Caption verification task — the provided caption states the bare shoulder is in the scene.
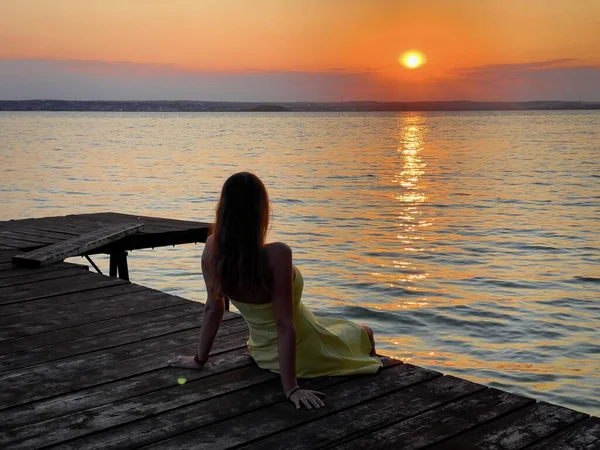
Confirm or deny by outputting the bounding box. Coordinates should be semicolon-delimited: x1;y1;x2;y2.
264;242;292;267
202;234;214;261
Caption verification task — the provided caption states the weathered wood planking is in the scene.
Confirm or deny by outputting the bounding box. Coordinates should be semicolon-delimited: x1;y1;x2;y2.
0;296;195;345
0;213;597;450
426;401;588;450
4;213;212;256
0;304;210;372
0;261;87;280
0;337;252;434
238;375;485;450
524;416;600;449
12;223;144;268
0;266;87;288
0;282;147;316
0;325;248;416
332;388;535;450
0;271;128;304
0;229;58;245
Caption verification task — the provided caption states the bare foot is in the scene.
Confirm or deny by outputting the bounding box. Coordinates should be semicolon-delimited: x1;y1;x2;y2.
361;325;377;357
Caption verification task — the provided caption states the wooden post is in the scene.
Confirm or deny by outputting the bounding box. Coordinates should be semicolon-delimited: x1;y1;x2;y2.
109;251;129;280
117;251;129;281
109;253;118;277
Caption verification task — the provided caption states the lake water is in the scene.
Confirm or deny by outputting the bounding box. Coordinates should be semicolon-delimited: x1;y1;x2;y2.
1;111;598;415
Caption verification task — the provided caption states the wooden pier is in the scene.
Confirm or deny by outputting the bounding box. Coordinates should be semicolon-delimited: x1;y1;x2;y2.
0;213;598;449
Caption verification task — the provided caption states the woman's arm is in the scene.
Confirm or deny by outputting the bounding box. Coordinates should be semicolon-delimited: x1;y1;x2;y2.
269;243;325;409
196;239;225;361
269;243;297;392
169;236;224;369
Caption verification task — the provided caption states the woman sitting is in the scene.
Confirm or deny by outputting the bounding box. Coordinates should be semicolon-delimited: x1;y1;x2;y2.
169;172;382;409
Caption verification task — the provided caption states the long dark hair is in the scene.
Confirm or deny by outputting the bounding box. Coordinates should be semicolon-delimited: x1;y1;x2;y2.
211;172;270;296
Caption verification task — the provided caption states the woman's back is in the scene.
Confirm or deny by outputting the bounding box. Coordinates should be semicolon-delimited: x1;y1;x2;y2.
230;264;382;378
205;236;289;306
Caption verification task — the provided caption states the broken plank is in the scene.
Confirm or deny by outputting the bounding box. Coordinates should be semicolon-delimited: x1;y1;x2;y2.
12;223;144;268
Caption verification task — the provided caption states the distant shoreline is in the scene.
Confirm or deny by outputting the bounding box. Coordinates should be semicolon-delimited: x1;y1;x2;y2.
1;100;599;112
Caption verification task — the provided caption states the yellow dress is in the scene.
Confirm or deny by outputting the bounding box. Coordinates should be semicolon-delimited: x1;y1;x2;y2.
230;266;383;377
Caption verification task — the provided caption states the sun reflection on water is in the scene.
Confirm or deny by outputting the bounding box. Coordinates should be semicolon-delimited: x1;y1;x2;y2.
389;113;431;296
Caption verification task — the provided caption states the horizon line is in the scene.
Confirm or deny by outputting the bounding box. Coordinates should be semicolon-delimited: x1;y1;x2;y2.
2;99;600;104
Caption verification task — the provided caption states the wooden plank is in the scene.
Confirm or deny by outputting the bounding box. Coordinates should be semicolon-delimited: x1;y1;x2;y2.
425;401;587;450
12;223;144;268
0;237;42;250
0;297;197;350
0;249;19;264
0;288;190;339
0;332;251;432
0;261;86;280
0;282;147;316
0;271;128;304
525;417;600;450
0;266;87;288
142;363;438;450
9;216;103;234
91;228;209;253
61;214;185;234
6;221;88;236
0;303;206;371
2;225;76;241
49;356;398;450
238;375;487;450
79;212;211;232
0;316;245;390
0;229;58;245
0;361;268;449
331;388;534;450
2;357;400;449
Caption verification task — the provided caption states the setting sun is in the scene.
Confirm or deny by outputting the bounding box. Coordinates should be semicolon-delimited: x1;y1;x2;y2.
400;51;426;69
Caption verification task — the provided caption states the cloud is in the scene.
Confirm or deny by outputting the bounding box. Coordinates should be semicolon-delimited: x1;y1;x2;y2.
0;58;377;101
449;59;579;78
0;58;599;101
425;59;600;101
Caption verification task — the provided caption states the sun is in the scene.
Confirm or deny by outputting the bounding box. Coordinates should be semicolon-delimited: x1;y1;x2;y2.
400;51;426;69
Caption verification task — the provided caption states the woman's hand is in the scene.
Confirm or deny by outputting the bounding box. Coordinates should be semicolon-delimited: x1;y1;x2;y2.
168;356;206;369
287;388;326;410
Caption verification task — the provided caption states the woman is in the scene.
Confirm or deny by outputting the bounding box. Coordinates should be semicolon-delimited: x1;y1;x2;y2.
169;172;382;409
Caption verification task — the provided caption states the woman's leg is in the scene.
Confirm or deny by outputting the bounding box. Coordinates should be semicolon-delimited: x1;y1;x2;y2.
361;325;377;357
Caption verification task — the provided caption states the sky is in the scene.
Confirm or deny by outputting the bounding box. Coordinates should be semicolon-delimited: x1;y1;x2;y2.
1;0;599;102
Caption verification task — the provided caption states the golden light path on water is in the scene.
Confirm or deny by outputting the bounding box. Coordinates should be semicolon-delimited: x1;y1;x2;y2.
0;111;598;415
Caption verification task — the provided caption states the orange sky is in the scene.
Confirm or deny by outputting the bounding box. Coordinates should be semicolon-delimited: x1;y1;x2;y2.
1;0;599;101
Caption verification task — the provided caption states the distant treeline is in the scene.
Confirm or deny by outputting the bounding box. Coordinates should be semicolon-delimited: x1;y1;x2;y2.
1;100;599;112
